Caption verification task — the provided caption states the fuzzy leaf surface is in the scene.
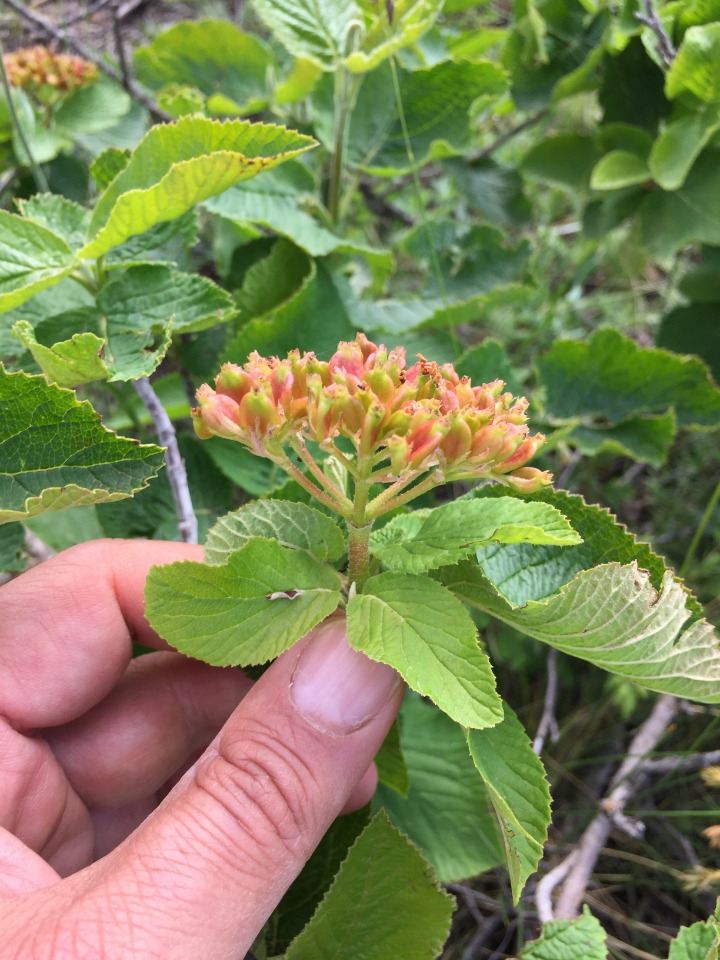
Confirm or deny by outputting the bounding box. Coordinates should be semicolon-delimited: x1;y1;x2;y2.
253;0;360;69
666;24;720;102
145;539;342;666
283;811;454;960
0;368;163;524
668;908;720;959
204;500;346;565
81;117;316;258
347;573;503;728
467;703;551;903
0;211;77;312
18;194;91;252
371;498;581;574
521;907;607;959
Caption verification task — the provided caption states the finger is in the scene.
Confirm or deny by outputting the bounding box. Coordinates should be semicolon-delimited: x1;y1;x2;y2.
22;619;404;959
46;653;252;808
340;763;378;815
0;539;203;728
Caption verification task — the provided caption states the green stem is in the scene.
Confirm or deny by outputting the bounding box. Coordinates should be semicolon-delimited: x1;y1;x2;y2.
367;473;440;519
282;458;353;518
680;477;720;579
346;519;372;591
327;441;361;480
291;437;353;512
0;35;48;192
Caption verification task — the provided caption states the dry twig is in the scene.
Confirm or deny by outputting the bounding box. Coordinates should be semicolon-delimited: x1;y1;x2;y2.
533;648;560;755
635;0;677;67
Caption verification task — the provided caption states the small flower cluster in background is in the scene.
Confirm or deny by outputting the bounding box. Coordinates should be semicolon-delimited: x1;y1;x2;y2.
4;46;98;105
192;334;551;498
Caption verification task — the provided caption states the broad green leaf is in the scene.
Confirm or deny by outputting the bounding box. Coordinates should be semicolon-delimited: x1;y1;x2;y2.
658;303;720;382
376;695;503;882
204;500;345;565
80;117;317;259
371;498;581;574
89;147;130;191
283;811;454;960
233;239;313;320
253;0;360;69
375;718;409;797
275;58;322;104
640;150;720;257
537;328;720;429
590;149;650;190
521;907;607;960
456;339;522;394
134;20;271;114
570;412;678;467
668;906;720;959
467;703;551;903
345;0;442;73
0;523;25;572
12;319;109;388
600;37;670;131
53;77;131;135
204;162;389;265
202;441;292;497
346;572;503;728
0;211;77;312
445;157;531;228
666;24;720;102
145;539;342;666
106;209;200;269
522;135;601;192
17;194;90;252
0;368;163;524
649;107;720;190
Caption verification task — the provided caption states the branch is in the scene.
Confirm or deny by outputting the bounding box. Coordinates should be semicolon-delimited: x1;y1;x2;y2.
643;748;720;775
470;109;549;163
3;0;170;122
539;694;678;921
635;0;677;67
132;377;198;544
533;648;560;755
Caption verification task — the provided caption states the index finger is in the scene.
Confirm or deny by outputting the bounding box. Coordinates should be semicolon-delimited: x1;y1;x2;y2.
0;539;204;728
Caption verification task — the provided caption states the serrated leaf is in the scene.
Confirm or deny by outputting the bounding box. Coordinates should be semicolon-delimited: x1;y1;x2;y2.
667;24;720;102
233;239;313;320
17;194;90;252
590;149;650;190
204;500;346;565
456;339;521;394
347;572;503;728
521;907;607;959
89;147;130;191
80;117;317;259
371;498;581;574
12;319;109;388
0;368;163;524
283;811;454;960
649;107;720;190
466;703;551;904
376;695;503;882
570;412;677;467
134;19;271;114
0;211;77;312
145;538;342;666
105;209;199;268
253;0;360;69
538;327;720;429
668;908;720;959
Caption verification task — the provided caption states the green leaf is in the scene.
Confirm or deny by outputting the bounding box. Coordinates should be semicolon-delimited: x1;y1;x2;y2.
233;239;313;321
668;908;720;959
0;211;77;312
0;522;25;572
17;194;90;252
522;135;601;192
12;318;109;388
202;441;292;497
375;695;503;882
658;303;720;383
204;500;346;565
283;811;454;960
375;718;409;797
521;907;607;960
80;117;317;259
537;328;720;429
570;412;678;467
106;209;200;269
253;0;360;69
347;572;503;728
53;77;131;136
89;147;130;191
144;538;342;666
0;368;163;524
649;107;720;190
371;498;581;574
134;19;271;114
466;703;551;904
667;24;720;102
345;0;442;73
456;339;522;394
590;149;650;190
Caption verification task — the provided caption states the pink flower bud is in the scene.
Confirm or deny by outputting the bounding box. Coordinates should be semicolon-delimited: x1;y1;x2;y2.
500;467;553;493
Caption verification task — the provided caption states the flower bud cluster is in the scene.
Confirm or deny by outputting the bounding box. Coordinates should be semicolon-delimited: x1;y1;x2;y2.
192;334;551;493
4;46;98;101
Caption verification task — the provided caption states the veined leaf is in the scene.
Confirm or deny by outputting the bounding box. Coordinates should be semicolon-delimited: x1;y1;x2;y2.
17;194;90;252
521;907;607;959
345;0;442;73
204;500;346;565
0;523;25;572
253;0;360;69
283;811;454;960
375;718;409;798
668;905;720;959
666;24;720;102
590;149;650;190
570;412;678;468
12;318;110;388
467;703;551;904
233;239;313;320
0;368;163;524
0;211;77;312
89;147;130;191
376;695;503;882
649;107;720;191
80;117;317;258
134;19;271;114
371;498;581;574
145;538;342;666
347;572;503;728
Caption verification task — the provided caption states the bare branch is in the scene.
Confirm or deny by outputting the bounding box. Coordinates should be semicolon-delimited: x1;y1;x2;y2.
643;748;720;775
2;0;170;122
635;0;677;68
533;648;560;755
470;109;549;163
132;377;198;544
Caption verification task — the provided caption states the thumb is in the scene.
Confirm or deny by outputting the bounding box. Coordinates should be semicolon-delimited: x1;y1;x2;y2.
78;619;402;958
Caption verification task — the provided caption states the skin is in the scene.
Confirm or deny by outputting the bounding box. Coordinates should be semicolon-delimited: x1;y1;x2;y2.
0;539;404;959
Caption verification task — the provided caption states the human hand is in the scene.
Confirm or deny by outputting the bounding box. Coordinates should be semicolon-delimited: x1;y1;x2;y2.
0;539;403;959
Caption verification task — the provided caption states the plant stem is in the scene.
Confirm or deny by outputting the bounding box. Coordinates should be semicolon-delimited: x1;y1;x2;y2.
680;477;720;578
132;377;198;544
328;63;350;226
0;34;48;192
366;472;440;519
282;458;353;518
290;438;353;512
346;519;372;590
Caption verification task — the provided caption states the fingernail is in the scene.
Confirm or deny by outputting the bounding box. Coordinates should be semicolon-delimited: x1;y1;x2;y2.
290;620;402;735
